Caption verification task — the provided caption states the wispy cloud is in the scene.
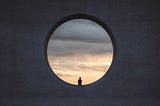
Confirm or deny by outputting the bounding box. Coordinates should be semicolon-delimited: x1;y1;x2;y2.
56;72;73;77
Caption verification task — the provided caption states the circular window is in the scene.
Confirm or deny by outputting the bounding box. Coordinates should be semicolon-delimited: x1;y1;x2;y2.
47;15;114;86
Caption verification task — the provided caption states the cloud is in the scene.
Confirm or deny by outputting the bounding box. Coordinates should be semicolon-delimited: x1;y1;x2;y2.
48;52;113;73
56;72;73;77
47;39;113;56
48;52;113;85
47;19;113;57
50;19;112;43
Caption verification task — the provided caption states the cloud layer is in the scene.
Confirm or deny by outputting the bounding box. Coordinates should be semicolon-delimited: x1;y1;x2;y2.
50;19;111;43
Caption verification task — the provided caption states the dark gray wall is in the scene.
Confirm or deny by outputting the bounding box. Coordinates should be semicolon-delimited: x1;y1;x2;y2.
0;0;160;105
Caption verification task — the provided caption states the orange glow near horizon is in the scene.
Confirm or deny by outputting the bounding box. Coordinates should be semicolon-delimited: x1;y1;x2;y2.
48;53;113;85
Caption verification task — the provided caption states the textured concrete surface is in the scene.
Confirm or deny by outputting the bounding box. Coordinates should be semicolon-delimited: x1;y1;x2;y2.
1;98;160;106
0;0;160;105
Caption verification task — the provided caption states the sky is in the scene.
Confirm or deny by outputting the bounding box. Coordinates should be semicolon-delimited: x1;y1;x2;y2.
47;19;113;85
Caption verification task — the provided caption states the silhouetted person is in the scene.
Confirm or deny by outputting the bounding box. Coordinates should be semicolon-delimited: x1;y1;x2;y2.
78;77;82;85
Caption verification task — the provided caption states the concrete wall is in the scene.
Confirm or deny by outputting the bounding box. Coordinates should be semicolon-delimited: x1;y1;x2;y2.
0;0;160;105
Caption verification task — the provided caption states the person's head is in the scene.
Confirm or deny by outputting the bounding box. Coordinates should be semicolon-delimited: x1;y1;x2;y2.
79;77;81;80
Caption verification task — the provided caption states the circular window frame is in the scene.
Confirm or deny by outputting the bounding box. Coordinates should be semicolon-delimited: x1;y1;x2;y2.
44;14;117;86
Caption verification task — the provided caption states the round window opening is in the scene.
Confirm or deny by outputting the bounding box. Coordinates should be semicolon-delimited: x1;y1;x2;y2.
47;16;114;86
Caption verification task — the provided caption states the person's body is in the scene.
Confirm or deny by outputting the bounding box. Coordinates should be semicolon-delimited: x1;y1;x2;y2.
78;77;82;85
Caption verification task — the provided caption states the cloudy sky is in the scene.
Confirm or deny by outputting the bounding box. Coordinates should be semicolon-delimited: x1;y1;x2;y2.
47;19;113;85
